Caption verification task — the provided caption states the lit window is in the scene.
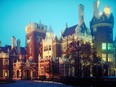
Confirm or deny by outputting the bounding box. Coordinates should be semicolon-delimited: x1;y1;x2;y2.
102;53;106;61
5;72;8;76
108;43;113;50
44;46;48;51
3;70;9;77
108;54;113;62
102;43;106;50
40;67;44;75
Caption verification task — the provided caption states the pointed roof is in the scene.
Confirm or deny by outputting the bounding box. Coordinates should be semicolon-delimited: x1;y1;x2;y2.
62;24;77;37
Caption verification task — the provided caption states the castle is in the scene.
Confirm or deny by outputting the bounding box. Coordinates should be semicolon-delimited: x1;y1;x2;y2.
0;0;116;80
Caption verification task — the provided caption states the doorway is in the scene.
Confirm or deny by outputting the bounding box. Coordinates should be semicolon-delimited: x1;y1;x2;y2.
24;70;31;80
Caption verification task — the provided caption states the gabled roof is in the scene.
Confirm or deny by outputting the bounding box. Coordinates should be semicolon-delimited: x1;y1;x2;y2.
62;24;77;37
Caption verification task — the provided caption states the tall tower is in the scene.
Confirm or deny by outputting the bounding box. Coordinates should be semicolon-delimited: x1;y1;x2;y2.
90;3;114;64
25;22;47;63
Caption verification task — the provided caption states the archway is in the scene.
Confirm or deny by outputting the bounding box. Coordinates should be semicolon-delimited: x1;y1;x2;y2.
23;69;32;80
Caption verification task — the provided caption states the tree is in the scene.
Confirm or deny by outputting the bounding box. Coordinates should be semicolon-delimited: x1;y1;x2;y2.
92;48;103;77
45;60;59;77
66;40;103;78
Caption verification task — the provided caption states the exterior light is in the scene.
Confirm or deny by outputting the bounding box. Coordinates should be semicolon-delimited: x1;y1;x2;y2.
104;6;110;15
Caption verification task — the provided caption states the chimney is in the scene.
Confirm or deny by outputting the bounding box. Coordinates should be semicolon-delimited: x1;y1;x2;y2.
11;36;16;49
17;39;21;54
78;4;84;26
93;0;99;18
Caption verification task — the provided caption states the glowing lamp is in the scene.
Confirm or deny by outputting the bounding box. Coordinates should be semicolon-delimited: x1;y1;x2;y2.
104;6;110;15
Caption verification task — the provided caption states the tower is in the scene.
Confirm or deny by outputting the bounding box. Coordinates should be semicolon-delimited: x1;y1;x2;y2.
90;2;114;63
25;22;46;63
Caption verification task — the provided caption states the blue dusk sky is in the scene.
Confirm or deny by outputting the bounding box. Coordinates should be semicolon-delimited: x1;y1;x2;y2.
0;0;116;47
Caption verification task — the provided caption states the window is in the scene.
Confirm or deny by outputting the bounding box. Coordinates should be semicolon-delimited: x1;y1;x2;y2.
3;59;9;65
49;46;51;50
3;70;9;77
102;43;106;50
108;43;113;50
40;67;44;75
102;53;106;61
108;54;113;62
44;46;48;51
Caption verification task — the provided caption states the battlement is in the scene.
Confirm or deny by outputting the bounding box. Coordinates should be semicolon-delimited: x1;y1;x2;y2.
90;12;114;28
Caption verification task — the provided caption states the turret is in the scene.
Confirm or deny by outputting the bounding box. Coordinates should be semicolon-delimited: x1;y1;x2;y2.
90;0;114;66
